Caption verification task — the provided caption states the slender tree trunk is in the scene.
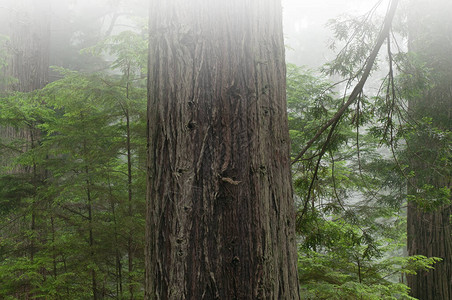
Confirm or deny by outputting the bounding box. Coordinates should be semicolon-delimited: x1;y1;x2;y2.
29;124;40;264
406;0;452;299
108;176;124;299
86;170;99;300
125;64;135;300
63;257;70;297
51;216;58;279
83;133;98;300
145;1;299;299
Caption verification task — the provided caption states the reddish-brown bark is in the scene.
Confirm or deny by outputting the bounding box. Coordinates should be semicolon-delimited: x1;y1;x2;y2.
145;0;299;299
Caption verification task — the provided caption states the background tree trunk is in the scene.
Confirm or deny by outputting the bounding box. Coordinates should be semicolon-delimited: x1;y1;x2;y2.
0;0;50;170
406;0;452;299
3;0;50;92
145;0;299;299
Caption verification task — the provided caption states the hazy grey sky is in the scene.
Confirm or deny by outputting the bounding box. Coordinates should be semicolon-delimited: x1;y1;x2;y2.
282;0;390;68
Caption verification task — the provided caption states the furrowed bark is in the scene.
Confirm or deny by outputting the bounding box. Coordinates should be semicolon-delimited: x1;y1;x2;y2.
145;1;299;299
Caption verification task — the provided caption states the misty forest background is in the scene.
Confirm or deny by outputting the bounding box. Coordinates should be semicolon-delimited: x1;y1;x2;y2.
0;0;451;299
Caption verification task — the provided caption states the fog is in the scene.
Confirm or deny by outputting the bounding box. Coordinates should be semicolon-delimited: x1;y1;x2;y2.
283;0;390;68
0;0;390;71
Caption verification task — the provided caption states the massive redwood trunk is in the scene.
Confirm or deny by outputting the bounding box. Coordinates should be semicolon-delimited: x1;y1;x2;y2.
145;0;299;299
406;0;452;299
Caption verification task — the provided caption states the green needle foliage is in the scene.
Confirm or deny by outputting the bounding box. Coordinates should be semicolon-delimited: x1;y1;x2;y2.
287;63;440;299
0;26;147;299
